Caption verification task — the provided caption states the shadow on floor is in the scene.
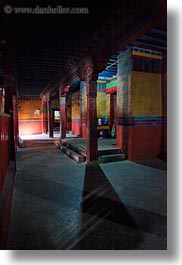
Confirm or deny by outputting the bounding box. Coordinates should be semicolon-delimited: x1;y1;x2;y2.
72;162;143;250
133;159;167;170
8;142;167;250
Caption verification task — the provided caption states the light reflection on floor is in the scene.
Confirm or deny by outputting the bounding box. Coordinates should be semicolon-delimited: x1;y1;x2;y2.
20;132;77;140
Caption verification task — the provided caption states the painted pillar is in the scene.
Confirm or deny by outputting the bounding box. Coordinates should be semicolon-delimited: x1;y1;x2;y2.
129;49;163;160
71;92;80;136
42;98;47;134
80;59;99;161
117;48;164;160
47;96;53;138
60;95;66;139
66;95;72;131
4;75;16;161
110;93;115;130
116;50;132;157
12;94;19;148
86;78;98;161
80;81;87;137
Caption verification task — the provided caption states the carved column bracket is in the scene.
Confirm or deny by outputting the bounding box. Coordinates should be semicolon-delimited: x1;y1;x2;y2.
79;58;93;83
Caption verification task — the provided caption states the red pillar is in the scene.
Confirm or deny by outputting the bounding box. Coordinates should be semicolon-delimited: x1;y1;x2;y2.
60;95;66;139
12;94;19;148
42;98;47;134
86;79;98;161
79;59;101;161
47;97;53;138
4;75;16;161
80;81;87;137
110;93;115;129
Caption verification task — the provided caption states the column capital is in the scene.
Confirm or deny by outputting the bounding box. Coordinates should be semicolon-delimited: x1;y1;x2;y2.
79;56;107;83
42;95;47;102
46;94;52;102
63;85;70;93
59;85;68;96
79;61;93;83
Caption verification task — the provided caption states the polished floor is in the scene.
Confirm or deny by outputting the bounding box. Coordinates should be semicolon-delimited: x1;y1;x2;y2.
20;132;76;140
8;140;167;250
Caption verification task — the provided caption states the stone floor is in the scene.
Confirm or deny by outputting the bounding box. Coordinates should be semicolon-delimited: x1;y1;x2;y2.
7;140;167;250
20;132;77;140
20;134;119;152
61;137;119;152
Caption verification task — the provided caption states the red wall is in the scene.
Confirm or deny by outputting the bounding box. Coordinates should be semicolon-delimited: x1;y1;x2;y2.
0;114;16;249
66;120;72;131
72;120;80;136
81;123;86;137
0;113;10;191
117;124;162;160
116;125;126;153
19;119;42;135
18;99;42;135
128;125;162;160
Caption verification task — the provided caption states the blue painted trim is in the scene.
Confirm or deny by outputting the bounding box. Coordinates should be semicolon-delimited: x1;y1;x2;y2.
117;121;167;126
72;118;81;123
116;116;167;126
117;116;166;121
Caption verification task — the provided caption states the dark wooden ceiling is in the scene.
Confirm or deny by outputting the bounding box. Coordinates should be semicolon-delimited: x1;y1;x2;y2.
1;0;167;98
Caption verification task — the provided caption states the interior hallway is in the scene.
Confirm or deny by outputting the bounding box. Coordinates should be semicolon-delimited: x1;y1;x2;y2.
8;141;167;250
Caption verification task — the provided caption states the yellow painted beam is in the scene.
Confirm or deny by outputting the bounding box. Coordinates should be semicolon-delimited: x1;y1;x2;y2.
132;51;162;60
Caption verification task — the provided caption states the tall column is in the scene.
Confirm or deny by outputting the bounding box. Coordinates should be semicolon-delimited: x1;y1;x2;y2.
66;95;72;131
86;76;98;161
80;81;87;137
4;74;15;161
116;50;131;157
12;94;19;148
117;48;164;160
42;98;47;134
60;95;66;139
110;93;115;130
80;59;99;162
47;96;53;138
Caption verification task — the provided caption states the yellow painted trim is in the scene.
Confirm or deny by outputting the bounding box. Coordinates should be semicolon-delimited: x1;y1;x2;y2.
97;125;110;130
132;51;162;60
97;80;106;84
